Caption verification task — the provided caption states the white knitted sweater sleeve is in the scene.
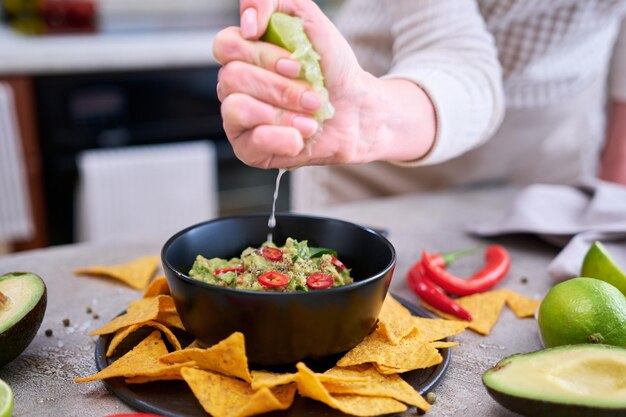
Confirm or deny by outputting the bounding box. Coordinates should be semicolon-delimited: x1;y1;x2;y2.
337;0;505;166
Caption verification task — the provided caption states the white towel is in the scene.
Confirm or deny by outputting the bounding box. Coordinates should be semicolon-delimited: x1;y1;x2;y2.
76;141;218;243
0;82;34;242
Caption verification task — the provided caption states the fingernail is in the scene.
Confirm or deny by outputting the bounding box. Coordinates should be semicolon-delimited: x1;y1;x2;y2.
301;91;323;111
216;82;223;100
276;59;301;78
293;116;319;137
240;8;258;39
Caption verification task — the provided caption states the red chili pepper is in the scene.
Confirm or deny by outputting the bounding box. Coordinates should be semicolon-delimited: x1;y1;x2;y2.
306;273;334;289
214;266;244;275
421;245;511;296
407;263;473;321
330;256;347;270
261;247;283;261
258;271;289;288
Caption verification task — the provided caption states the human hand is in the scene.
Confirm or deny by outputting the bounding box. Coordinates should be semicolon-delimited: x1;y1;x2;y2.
213;0;381;169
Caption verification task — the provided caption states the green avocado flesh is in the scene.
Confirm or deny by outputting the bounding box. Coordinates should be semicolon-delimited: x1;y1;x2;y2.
0;273;47;368
483;345;626;417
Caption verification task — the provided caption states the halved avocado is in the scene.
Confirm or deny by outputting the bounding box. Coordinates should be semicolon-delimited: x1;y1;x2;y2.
483;344;626;417
0;272;47;368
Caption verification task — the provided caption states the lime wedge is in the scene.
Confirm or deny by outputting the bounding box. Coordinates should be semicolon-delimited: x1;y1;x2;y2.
262;12;334;123
581;241;626;296
0;379;13;417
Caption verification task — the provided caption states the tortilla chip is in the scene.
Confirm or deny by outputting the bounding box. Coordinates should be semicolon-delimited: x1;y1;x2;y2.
251;371;297;390
337;327;443;372
143;276;170;298
90;295;172;336
323;365;431;412
502;289;541;318
422;290;508;335
160;332;252;382
74;256;159;290
410;317;469;342
296;362;406;416
157;310;186;330
376;295;418;345
106;320;182;357
125;374;185;384
75;331;194;383
428;341;459;349
181;367;295;417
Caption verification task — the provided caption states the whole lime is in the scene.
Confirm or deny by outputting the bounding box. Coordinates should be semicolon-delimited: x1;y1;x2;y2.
538;277;626;347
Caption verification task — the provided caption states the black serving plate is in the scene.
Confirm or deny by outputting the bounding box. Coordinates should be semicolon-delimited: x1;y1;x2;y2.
95;296;451;417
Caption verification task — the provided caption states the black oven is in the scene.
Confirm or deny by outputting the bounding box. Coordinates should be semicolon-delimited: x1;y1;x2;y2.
35;66;290;245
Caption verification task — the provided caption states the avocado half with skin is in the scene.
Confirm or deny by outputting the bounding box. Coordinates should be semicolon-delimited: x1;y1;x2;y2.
483;344;626;417
0;272;47;368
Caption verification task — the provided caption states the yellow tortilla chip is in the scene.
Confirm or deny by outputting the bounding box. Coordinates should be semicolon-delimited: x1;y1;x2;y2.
160;332;252;382
422;290;508;335
157;310;186;330
428;341;459;349
376;295;418;345
125;374;185;384
296;362;406;416
337;327;443;372
74;256;159;290
250;369;368;391
181;367;295;417
90;295;172;336
502;289;541;318
143;276;170;298
106;320;182;357
323;365;430;412
251;371;297;390
410;317;469;342
75;331;194;383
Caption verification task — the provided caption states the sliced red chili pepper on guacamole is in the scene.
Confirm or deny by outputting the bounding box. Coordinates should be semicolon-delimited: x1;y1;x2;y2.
188;238;353;292
306;273;334;289
258;271;289;288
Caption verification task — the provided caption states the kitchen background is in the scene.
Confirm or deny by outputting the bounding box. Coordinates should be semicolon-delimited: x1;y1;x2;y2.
0;0;344;254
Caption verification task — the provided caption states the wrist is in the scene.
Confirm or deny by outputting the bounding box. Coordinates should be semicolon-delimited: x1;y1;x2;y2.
355;72;437;163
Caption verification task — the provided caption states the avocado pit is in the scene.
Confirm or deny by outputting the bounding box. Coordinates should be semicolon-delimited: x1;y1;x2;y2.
0;291;7;310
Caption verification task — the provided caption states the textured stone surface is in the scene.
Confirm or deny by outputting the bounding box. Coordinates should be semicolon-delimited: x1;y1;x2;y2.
0;186;558;416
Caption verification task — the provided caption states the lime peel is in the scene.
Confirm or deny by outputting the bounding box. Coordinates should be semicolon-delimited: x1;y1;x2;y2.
262;12;335;123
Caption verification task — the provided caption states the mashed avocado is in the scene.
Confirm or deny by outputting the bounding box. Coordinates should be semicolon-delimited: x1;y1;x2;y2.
188;238;353;292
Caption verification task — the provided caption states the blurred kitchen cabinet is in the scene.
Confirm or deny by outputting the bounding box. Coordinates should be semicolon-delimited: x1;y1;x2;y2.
0;76;48;250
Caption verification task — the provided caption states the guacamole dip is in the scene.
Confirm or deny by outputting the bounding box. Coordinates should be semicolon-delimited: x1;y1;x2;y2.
188;238;353;292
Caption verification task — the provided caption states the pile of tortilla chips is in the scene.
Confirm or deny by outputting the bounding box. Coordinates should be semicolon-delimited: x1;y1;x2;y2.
75;277;476;416
420;289;541;335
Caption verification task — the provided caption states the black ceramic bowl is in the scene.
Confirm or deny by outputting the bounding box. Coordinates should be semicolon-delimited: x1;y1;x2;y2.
161;213;396;366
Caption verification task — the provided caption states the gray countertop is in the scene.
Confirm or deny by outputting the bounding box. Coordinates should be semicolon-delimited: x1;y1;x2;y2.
0;185;558;417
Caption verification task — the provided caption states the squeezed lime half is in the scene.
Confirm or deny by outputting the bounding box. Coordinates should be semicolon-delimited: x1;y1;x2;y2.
0;379;13;417
581;241;626;296
262;12;334;123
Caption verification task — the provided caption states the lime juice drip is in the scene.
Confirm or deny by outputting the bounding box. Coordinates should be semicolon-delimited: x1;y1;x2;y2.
267;168;287;243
